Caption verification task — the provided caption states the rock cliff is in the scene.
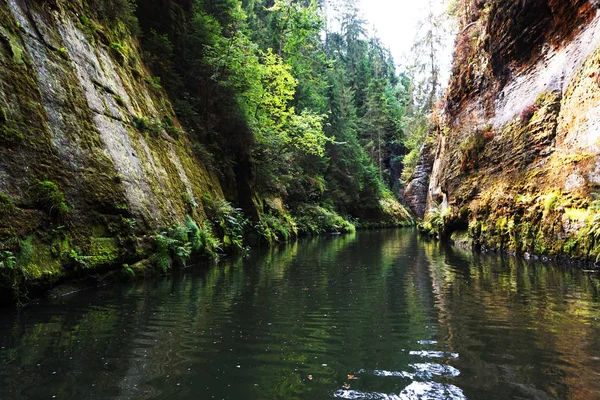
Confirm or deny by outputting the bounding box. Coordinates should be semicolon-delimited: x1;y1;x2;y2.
0;0;223;298
410;0;600;262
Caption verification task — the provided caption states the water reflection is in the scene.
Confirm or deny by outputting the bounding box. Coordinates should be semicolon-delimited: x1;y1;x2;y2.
0;230;599;399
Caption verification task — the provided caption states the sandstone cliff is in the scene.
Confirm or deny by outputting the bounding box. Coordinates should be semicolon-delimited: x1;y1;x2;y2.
0;0;224;299
410;0;600;262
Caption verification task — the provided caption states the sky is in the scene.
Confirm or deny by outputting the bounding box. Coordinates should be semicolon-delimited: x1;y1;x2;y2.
357;0;455;84
358;0;428;64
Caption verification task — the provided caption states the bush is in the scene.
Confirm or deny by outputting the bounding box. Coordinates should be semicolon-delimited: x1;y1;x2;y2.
421;203;451;238
151;216;222;274
185;215;221;258
203;195;248;252
255;212;298;243
293;204;355;235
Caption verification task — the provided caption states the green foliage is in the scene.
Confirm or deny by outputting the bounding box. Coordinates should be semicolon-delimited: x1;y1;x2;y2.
109;42;129;64
32;181;69;216
131;116;162;136
255;211;298;243
161;115;182;138
185;215;221;258
89;0;139;35
203;195;248;252
122;265;135;280
293;204;355;235
153;226;191;273
0;251;16;271
151;216;222;274
422;203;451;238
146;76;163;90
135;0;412;228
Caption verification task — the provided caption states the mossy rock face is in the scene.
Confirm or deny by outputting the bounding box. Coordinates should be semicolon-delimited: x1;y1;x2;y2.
0;192;15;217
79;237;121;269
32;181;69;216
0;0;233;302
0;124;24;144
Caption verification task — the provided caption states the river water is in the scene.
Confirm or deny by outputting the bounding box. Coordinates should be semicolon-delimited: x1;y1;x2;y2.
1;230;600;400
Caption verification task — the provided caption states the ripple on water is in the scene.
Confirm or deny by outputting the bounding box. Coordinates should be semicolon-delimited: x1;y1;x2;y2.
333;382;466;400
333;389;403;400
399;382;466;400
408;350;459;359
411;363;461;378
416;340;438;345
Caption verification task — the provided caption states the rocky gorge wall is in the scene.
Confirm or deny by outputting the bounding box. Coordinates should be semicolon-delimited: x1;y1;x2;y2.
0;0;224;299
408;0;600;262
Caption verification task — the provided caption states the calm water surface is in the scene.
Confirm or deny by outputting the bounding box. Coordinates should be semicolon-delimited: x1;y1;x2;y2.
1;230;600;400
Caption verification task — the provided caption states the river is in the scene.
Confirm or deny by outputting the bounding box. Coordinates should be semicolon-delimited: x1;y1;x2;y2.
1;230;600;399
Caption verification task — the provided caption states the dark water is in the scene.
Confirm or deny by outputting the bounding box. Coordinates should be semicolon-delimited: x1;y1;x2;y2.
1;230;600;400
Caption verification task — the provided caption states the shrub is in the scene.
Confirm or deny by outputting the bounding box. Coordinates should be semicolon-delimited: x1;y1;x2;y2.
293;204;355;235
255;212;298;243
151;217;222;274
203;195;248;252
422;203;451;238
152;227;190;273
185;215;221;258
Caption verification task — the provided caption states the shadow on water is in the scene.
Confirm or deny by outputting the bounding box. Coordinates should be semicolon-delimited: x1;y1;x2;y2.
0;230;599;399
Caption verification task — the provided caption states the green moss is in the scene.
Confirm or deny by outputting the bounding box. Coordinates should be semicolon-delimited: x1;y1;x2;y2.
542;192;560;213
23;235;63;281
0;27;24;65
0;124;25;145
0;192;16;216
86;237;120;268
32;181;69;216
69;237;121;270
114;95;125;107
564;208;591;223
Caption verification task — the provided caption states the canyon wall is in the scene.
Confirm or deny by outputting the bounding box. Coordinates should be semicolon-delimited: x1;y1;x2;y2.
0;0;224;297
409;0;600;261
